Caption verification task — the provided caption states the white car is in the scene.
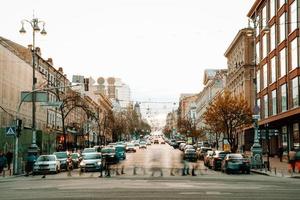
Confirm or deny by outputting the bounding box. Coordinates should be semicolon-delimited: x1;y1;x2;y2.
33;155;60;175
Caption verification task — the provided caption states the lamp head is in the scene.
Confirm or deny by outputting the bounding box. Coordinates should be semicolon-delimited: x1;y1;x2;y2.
19;23;26;34
33;23;40;32
41;26;47;35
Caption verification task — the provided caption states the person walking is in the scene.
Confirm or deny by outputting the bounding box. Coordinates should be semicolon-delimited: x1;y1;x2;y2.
6;150;13;171
288;148;296;173
0;151;7;176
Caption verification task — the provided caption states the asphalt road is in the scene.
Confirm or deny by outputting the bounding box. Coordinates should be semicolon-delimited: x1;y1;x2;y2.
1;143;300;199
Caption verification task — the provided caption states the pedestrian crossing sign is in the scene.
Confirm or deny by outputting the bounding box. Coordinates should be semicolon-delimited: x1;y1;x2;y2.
6;127;16;136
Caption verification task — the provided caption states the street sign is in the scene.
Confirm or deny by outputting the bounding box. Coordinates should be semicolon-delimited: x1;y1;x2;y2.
6;127;16;136
21;91;48;102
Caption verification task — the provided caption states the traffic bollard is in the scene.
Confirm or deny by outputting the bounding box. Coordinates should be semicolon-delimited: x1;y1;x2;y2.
133;166;137;175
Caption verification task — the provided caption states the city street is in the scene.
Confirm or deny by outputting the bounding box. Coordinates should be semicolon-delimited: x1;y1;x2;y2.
1;144;300;199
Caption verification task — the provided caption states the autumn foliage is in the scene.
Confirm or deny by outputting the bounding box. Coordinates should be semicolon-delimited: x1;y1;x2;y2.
203;90;252;153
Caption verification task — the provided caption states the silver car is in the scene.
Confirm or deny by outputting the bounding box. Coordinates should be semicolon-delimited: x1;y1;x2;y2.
79;153;102;172
33;155;60;175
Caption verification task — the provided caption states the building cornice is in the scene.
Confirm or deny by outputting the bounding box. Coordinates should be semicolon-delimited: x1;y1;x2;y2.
247;0;263;18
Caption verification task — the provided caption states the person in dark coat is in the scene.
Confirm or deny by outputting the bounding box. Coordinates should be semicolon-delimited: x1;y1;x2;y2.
6;151;13;170
0;151;7;175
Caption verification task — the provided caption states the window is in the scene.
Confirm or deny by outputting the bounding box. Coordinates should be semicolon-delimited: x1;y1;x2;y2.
291;38;298;70
257;70;261;92
293;123;300;149
281;84;287;112
270;24;276;51
280;48;286;77
272;89;277;115
262;34;268;58
263;64;268;88
279;14;286;43
262;5;267;28
256;15;260;36
257;98;261;116
270;56;276;83
256;42;260;63
279;0;285;9
290;1;297;32
292;77;299;108
270;0;275;19
264;94;268;118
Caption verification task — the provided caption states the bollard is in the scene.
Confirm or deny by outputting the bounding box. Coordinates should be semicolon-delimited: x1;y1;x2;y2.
133;166;137;175
182;167;186;176
79;168;82;176
274;168;277;175
2;169;5;177
192;167;197;176
121;166;125;175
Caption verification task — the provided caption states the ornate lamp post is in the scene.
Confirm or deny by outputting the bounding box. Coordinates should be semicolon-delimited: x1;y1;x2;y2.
247;17;269;168
19;17;47;152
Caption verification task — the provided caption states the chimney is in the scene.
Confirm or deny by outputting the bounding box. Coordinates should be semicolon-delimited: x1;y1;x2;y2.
58;67;63;74
47;58;53;65
36;47;41;55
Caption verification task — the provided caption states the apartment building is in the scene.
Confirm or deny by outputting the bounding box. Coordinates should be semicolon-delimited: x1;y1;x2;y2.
248;0;299;154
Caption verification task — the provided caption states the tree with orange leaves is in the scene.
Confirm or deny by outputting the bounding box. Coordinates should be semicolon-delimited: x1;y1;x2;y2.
203;90;252;153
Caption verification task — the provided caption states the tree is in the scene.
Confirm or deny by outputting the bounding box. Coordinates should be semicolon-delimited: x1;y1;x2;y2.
177;118;206;142
203;91;252;153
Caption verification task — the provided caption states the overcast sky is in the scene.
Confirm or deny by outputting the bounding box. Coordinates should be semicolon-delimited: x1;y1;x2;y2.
1;0;255;124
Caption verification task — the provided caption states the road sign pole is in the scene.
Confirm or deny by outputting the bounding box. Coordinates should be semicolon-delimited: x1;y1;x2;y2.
14;134;18;175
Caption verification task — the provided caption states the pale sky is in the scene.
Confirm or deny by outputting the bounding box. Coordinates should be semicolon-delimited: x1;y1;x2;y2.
1;0;255;125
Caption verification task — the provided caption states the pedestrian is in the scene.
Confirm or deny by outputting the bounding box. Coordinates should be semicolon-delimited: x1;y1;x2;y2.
288;148;296;173
278;146;283;162
0;151;7;175
25;152;37;176
6;150;13;171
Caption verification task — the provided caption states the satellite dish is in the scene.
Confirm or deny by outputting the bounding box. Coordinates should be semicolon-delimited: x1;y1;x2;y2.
107;77;115;85
97;77;105;85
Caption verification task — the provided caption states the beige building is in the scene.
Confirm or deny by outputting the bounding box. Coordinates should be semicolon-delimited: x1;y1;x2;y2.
224;28;256;151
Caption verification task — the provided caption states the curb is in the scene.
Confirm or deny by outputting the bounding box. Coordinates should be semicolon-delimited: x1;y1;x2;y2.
250;169;270;176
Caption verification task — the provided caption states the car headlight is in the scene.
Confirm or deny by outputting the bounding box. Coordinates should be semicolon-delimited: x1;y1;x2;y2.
80;162;86;167
97;161;102;166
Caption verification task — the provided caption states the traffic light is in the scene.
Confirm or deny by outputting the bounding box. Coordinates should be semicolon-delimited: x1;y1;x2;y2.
84;78;89;91
16;119;22;137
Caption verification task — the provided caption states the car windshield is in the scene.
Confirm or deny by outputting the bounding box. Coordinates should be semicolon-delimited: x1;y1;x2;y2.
218;152;228;158
140;142;146;145
186;149;196;153
54;152;67;159
115;146;125;151
83;153;101;160
101;148;115;153
37;155;55;162
228;154;243;159
83;148;95;153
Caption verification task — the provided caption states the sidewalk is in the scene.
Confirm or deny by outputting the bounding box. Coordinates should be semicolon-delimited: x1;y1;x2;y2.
251;156;300;178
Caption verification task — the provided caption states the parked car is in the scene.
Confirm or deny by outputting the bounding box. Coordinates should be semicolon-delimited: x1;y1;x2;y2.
210;151;230;170
183;149;197;162
221;153;251;174
33;155;60;175
146;140;152;146
204;150;214;167
115;145;126;160
179;143;187;151
70;153;81;168
184;145;195;151
101;147;119;164
154;139;159;144
53;151;69;170
139;141;147;149
126;143;136;152
161;140;166;144
80;152;102;172
196;147;212;160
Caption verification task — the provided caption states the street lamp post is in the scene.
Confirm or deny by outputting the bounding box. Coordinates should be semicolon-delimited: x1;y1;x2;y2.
247;18;262;169
19;17;47;152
